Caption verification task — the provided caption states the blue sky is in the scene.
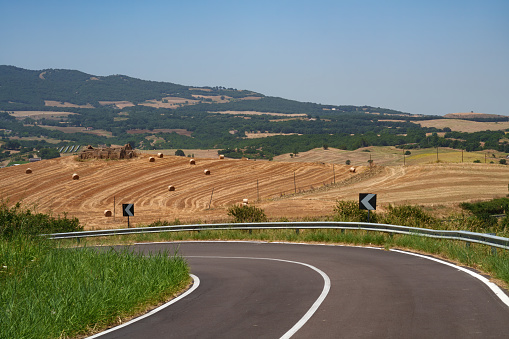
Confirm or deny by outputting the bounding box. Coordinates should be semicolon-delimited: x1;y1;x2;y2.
1;0;508;116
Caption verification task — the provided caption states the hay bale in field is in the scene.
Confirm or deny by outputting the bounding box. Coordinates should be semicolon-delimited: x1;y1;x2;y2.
219;154;224;159
189;159;196;165
349;167;356;173
149;157;155;162
157;153;164;158
25;168;32;174
104;210;112;217
168;185;176;191
72;173;79;180
204;169;210;175
243;198;248;206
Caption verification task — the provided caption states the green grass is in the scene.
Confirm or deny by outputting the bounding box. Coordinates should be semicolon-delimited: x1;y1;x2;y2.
0;236;190;339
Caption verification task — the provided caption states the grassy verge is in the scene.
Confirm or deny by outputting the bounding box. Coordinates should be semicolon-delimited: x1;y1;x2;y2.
0;236;190;338
0;201;190;339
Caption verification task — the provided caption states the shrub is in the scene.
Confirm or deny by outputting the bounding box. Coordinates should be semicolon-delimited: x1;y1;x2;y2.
227;205;267;223
381;204;437;228
500;159;507;165
0;201;82;240
345;160;351;165
333;200;375;222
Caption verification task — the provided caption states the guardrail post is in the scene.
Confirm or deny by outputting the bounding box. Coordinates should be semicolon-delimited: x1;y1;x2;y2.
296;228;299;235
466;242;470;249
488;233;497;255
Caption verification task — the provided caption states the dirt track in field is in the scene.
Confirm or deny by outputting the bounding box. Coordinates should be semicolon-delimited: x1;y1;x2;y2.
1;155;507;230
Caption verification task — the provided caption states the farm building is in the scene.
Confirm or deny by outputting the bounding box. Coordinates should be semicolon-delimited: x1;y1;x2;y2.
78;144;137;160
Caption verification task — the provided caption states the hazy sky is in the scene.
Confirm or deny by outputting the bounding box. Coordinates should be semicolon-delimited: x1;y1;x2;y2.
1;0;508;116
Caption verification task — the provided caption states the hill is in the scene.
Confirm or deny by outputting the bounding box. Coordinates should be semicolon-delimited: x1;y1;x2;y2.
1;155;507;230
1;65;508;165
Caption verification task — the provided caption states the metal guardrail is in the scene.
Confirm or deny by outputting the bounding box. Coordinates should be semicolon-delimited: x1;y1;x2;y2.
44;221;509;250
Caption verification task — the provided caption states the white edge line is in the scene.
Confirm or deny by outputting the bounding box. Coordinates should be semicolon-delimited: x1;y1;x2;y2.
187;255;331;339
86;274;200;339
390;249;509;308
136;241;509;308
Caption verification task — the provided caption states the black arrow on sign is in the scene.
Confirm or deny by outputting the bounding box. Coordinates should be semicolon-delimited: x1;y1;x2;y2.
359;193;376;210
123;204;134;217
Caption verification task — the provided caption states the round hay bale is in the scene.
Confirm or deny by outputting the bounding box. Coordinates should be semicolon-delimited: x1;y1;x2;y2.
25;168;32;174
104;210;112;217
72;173;79;180
157;153;164;158
168;185;176;191
204;169;211;175
243;198;249;205
149;157;155;162
349;167;356;173
219;154;224;159
189;159;196;165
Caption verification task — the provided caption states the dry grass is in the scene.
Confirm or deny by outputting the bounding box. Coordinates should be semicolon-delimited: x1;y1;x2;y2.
38;125;113;137
44;101;93;108
211;111;307;117
0;149;508;230
9;111;76;118
413;119;509;132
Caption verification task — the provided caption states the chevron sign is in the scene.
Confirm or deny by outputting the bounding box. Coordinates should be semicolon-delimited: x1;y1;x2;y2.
359;193;376;210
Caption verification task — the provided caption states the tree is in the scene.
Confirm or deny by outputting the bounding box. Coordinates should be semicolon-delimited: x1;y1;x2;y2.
404;150;411;155
175;149;185;156
39;148;60;159
345;160;351;165
500;159;507;165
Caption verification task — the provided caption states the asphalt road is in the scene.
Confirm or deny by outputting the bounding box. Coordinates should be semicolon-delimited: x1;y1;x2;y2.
92;241;509;339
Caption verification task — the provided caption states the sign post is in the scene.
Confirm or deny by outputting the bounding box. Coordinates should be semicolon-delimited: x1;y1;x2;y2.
359;193;376;223
122;203;134;228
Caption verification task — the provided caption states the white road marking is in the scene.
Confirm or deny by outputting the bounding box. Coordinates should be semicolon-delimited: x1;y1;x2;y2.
390;249;509;308
86;274;200;339
187;255;331;339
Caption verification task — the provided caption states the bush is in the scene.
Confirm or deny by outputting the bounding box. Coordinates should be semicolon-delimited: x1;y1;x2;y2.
381;204;437;228
174;149;185;156
333;200;375;222
345;160;351;165
227;205;267;223
0;201;82;240
500;159;507;165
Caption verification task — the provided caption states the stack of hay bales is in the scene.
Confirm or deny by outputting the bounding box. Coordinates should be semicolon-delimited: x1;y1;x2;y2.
72;173;79;180
243;198;248;206
25;168;32;174
204;169;210;175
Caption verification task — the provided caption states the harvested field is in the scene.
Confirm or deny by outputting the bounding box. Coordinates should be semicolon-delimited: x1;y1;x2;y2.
0;155;349;229
210;111;307;117
274;146;508;167
44;100;94;108
98;101;135;109
38;125;113;137
127;129;192;136
413;119;509;132
9;111;76;119
0;154;508;230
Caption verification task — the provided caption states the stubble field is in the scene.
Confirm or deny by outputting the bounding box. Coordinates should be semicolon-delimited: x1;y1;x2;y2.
0;152;507;230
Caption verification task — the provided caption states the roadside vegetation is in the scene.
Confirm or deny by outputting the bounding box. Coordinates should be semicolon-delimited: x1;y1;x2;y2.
76;200;509;289
0;201;190;339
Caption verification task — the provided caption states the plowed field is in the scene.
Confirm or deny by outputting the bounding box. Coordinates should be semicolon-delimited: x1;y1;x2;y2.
1;155;508;230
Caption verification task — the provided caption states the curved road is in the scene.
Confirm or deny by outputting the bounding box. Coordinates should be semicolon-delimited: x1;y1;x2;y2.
93;241;509;339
